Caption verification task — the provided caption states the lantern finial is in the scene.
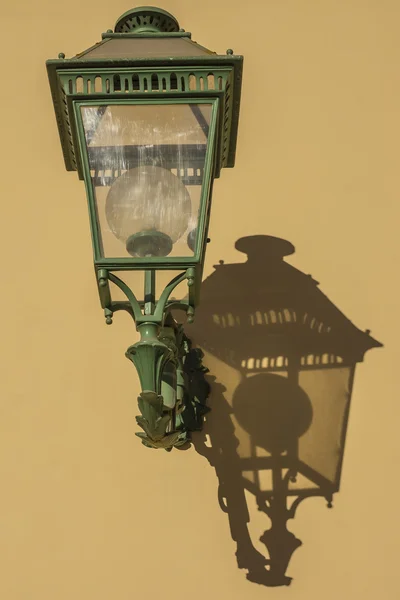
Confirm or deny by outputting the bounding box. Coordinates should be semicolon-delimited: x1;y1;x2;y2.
114;6;180;34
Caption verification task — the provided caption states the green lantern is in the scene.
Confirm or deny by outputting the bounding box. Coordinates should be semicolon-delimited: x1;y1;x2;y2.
46;6;243;450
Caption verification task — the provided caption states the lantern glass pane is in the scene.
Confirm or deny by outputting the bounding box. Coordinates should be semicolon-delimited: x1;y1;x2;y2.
80;102;213;259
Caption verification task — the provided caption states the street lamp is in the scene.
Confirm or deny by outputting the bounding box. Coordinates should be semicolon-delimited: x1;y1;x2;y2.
46;7;243;450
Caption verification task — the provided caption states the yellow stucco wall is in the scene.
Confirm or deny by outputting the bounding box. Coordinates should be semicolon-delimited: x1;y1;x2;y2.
1;1;399;598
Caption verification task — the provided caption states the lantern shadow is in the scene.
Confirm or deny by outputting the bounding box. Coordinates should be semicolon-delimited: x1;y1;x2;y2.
185;235;382;586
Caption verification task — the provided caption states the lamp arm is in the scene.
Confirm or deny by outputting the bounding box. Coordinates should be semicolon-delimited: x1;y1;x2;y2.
95;268;207;450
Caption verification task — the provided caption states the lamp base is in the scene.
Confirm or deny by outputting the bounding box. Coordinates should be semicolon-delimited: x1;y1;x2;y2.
126;323;211;450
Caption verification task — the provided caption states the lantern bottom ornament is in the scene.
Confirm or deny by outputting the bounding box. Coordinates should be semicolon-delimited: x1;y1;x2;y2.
99;267;210;450
127;319;210;449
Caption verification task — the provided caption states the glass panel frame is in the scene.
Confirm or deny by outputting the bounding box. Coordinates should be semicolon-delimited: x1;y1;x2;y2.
73;97;219;269
81;103;212;260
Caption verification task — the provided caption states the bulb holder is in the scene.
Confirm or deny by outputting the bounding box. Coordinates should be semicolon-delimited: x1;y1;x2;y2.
126;230;173;257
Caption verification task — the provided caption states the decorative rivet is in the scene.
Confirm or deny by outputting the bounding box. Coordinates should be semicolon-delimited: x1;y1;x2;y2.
226;49;234;55
58;52;66;59
106;29;113;33
219;260;224;265
327;501;333;508
106;316;113;325
207;238;211;243
179;28;185;32
365;329;371;334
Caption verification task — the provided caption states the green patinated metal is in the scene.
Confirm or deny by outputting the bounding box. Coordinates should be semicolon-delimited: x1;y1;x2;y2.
46;7;242;449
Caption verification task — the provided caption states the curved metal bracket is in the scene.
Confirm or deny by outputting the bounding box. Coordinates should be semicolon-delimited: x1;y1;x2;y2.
96;268;208;450
108;272;143;321
153;269;193;323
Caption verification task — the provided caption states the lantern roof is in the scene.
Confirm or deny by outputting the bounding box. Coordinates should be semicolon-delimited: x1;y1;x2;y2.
46;6;243;176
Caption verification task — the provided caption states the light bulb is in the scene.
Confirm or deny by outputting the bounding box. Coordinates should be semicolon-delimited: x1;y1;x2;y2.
105;165;191;257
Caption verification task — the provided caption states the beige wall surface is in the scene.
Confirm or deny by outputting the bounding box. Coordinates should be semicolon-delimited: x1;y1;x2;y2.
1;1;399;598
